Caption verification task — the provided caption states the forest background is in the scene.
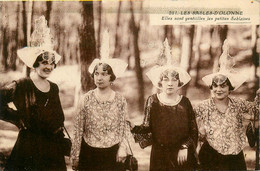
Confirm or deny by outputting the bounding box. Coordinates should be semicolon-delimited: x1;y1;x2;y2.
0;1;259;170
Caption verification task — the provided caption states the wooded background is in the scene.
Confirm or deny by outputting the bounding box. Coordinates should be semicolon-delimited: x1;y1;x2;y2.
1;1;259;106
0;1;259;170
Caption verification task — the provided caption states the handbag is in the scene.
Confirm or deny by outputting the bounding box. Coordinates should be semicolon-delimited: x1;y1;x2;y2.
62;126;72;156
135;133;152;149
124;139;138;171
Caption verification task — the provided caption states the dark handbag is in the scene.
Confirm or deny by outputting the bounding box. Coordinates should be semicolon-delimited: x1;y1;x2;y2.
62;126;72;156
125;155;138;171
135;133;152;149
124;139;138;171
246;121;256;147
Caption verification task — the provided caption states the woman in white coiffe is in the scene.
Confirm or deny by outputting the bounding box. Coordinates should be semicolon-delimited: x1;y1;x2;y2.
0;16;67;170
130;39;198;171
194;40;259;170
71;30;133;170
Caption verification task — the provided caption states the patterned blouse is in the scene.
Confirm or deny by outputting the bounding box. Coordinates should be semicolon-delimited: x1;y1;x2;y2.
71;90;132;161
195;97;258;155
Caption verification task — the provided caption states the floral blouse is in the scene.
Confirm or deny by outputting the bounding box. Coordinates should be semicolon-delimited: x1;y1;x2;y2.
195;97;258;155
71;90;132;161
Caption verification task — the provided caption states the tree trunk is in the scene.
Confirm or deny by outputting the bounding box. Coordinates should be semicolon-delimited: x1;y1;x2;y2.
22;2;31;77
129;1;144;111
113;1;122;58
62;31;69;64
30;2;34;33
219;25;228;45
251;25;259;98
209;26;214;66
251;25;258;78
194;25;202;86
80;1;96;92
212;25;228;73
2;27;9;71
180;25;194;96
67;31;72;63
27;1;33;76
164;25;173;46
22;2;27;48
96;1;102;58
56;23;61;59
10;2;21;71
46;1;52;26
10;31;17;71
1;3;8;71
164;25;169;42
168;26;174;47
127;35;132;70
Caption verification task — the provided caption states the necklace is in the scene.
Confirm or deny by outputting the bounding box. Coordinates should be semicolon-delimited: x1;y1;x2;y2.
157;93;182;106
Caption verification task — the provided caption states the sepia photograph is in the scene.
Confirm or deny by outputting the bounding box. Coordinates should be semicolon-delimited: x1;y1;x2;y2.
0;0;259;170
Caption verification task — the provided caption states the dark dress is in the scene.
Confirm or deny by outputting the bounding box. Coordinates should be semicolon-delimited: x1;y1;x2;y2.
132;94;198;171
0;78;66;170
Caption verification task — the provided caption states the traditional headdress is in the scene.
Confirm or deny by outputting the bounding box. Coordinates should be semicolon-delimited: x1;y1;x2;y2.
202;39;248;91
17;16;61;68
146;38;191;89
88;30;128;78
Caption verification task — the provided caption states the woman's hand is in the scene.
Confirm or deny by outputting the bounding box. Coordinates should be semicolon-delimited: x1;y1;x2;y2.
116;145;127;163
177;148;188;165
72;159;79;170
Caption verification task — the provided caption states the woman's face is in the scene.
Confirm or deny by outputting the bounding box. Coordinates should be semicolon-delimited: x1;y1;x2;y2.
212;81;230;100
35;60;55;79
94;65;111;89
160;72;179;95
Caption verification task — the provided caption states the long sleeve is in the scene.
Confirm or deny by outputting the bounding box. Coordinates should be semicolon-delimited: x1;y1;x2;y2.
119;98;128;140
0;81;16;103
194;101;208;142
118;98;134;154
235;97;259;121
182;99;198;148
71;94;87;161
132;96;153;134
131;95;153;148
0;81;22;128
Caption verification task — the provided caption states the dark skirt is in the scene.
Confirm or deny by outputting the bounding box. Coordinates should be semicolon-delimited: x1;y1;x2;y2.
150;143;197;171
78;140;124;171
198;141;247;171
4;129;66;171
